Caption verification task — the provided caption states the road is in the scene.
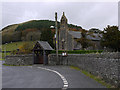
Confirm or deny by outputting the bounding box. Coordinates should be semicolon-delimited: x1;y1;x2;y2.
2;65;106;89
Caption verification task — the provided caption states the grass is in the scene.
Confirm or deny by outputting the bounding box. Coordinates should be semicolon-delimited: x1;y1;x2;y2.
0;41;36;60
70;66;116;88
1;41;36;51
2;63;32;66
0;52;11;60
2;52;11;57
0;58;3;60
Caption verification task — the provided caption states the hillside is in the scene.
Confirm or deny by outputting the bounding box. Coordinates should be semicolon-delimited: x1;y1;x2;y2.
1;24;18;31
2;24;18;35
2;20;82;32
16;20;82;32
1;20;82;44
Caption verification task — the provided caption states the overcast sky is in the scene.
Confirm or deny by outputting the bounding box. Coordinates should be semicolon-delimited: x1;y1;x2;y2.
1;1;118;30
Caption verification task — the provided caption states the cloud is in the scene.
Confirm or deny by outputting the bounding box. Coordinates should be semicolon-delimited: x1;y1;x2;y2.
1;2;118;30
17;11;39;22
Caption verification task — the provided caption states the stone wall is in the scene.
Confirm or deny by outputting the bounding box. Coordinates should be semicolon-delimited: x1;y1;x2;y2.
5;54;34;65
48;52;120;87
67;32;73;50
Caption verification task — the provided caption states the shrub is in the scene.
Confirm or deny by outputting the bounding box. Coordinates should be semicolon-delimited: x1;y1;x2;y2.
10;50;18;55
18;42;33;54
51;50;103;54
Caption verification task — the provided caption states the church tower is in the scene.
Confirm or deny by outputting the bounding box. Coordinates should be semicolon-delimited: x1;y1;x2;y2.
59;12;68;50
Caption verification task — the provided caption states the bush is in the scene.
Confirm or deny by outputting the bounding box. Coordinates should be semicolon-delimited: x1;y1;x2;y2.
18;42;33;54
10;50;18;55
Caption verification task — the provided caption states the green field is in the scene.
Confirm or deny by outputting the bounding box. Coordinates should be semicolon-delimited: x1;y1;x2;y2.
2;41;36;51
0;41;103;60
0;41;36;60
0;52;10;60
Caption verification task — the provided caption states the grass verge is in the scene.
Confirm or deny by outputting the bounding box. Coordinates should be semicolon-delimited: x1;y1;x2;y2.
70;66;116;88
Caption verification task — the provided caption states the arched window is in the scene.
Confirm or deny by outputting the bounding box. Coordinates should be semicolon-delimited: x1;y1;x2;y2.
62;39;65;49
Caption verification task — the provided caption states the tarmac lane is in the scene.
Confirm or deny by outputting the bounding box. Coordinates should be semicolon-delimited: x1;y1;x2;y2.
2;65;106;89
34;65;106;88
2;65;63;88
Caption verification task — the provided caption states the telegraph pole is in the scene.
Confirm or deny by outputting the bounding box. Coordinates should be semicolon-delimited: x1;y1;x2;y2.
55;12;59;64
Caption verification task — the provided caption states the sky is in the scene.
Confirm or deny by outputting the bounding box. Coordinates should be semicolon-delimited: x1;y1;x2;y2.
1;0;118;31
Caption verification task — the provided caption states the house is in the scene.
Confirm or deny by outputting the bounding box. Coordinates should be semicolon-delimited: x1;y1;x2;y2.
58;12;102;50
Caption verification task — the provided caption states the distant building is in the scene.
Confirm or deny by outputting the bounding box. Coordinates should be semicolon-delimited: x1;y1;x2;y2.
58;12;102;50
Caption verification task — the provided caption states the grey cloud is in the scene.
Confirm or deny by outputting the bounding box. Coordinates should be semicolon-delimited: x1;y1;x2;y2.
1;2;118;30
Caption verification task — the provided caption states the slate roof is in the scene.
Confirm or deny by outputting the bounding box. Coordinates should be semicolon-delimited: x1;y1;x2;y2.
68;31;82;38
37;41;54;50
86;33;102;41
68;31;102;41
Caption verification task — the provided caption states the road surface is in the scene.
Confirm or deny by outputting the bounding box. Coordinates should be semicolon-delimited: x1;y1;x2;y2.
2;65;106;89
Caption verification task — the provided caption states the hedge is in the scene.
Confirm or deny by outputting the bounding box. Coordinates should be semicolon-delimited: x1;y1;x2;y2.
50;50;103;54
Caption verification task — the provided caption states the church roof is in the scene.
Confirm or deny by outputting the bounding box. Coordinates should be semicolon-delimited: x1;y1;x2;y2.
36;41;54;50
68;31;82;38
86;33;102;41
68;31;102;41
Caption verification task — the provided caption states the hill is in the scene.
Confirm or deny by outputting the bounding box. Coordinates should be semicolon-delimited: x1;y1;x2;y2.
2;20;82;32
1;20;82;45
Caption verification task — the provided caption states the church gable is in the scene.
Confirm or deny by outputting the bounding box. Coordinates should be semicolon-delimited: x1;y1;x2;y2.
60;12;68;25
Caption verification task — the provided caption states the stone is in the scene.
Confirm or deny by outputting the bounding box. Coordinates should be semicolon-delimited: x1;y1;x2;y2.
48;52;120;87
5;54;33;65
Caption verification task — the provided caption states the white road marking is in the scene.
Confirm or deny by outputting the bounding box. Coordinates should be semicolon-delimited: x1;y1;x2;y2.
64;84;68;87
37;67;68;89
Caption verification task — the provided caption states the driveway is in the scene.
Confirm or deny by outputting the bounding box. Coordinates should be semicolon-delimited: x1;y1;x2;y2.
2;65;106;89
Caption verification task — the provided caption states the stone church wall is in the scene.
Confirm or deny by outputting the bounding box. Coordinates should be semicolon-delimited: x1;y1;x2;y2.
67;33;73;50
73;39;82;50
5;54;34;65
91;40;103;50
48;52;120;87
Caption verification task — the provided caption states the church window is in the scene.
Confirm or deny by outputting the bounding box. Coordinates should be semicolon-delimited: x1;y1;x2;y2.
62;41;64;49
62;39;65;49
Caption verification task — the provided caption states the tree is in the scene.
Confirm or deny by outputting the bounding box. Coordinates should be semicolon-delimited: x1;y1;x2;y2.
76;29;91;50
40;28;54;48
89;28;102;33
12;31;22;42
18;42;33;54
101;25;120;51
26;31;41;41
2;33;13;43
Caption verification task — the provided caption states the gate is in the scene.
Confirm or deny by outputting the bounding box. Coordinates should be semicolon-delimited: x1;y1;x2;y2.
33;41;54;65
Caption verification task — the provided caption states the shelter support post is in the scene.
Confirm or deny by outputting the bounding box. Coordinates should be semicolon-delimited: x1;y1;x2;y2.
43;50;46;65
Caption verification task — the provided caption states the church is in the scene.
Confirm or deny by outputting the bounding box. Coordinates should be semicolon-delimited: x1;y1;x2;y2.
58;12;102;50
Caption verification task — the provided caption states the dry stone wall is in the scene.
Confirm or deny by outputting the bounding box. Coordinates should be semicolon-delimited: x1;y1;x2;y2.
48;52;120;87
5;54;34;65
